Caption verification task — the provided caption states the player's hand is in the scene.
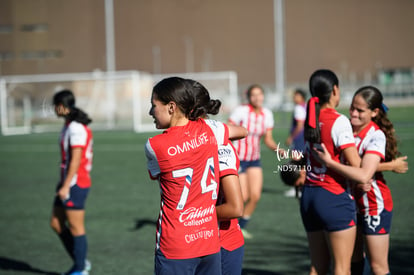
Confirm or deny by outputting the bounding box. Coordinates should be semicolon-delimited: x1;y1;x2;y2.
312;143;332;166
274;146;285;156
392;156;408;174
285;136;292;146
357;178;372;192
58;186;70;201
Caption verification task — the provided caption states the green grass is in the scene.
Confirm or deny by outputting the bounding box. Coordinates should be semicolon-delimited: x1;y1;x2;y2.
1;107;413;274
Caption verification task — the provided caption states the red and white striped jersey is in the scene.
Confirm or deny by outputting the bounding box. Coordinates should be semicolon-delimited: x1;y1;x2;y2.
145;118;227;259
229;104;274;161
305;108;356;194
59;121;93;188
217;142;244;251
354;121;392;216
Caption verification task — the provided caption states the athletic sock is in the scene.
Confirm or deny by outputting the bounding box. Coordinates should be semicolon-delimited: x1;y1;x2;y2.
58;228;74;259
73;235;87;271
238;217;250;229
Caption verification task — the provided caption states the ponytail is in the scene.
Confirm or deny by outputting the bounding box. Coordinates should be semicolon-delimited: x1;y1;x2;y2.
53;89;92;125
68;106;92;125
304;97;321;143
304;69;339;143
186;79;221;120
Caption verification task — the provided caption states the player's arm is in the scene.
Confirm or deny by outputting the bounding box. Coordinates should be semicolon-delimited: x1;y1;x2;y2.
58;147;82;200
377;156;408;173
342;145;361;168
286;120;304;145
316;143;379;188
216;175;244;221
263;128;281;152
227;124;248;141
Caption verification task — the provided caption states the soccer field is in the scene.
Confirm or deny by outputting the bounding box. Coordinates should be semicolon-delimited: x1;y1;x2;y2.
0;106;413;275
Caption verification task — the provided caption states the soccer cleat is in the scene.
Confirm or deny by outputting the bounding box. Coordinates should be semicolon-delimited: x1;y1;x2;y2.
61;266;89;275
284;187;296;198
84;259;92;272
241;229;253;239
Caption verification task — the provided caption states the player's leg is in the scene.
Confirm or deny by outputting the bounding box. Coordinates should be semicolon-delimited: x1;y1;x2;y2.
237;161;250;232
51;199;74;259
328;226;356;275
221;246;244;275
307;230;330;275
239;166;262;238
351;226;366;275
365;234;390;275
63;185;90;274
66;209;87;273
313;188;357;274
242;167;263;219
238;172;249;203
154;249;198;275
195;251;222;275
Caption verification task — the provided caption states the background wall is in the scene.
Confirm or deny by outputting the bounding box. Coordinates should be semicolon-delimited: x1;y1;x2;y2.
1;0;413;88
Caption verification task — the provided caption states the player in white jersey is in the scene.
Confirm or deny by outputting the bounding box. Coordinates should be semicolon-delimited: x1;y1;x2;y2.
314;86;408;275
50;90;93;275
229;84;282;238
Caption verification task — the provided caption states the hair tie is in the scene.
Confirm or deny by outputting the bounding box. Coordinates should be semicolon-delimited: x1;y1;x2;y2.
381;103;388;113
308;97;319;129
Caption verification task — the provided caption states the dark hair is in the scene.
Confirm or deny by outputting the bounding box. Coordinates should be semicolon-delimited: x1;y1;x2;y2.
304;69;339;143
246;84;264;104
153;77;221;121
53;89;92;125
353;85;399;161
280;158;306;186
185;79;221;119
294;88;307;100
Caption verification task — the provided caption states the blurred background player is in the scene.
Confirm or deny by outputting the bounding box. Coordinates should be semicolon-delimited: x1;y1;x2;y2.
228;84;283;239
50;90;93;275
284;88;307;197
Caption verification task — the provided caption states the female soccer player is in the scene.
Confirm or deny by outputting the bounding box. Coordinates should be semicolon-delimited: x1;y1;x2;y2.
284;88;307;197
187;78;245;274
50;90;93;275
228;84;281;238
300;69;364;275
216;142;245;275
315;86;408;275
145;77;230;275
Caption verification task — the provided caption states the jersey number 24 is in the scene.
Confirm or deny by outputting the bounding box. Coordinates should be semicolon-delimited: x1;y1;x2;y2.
173;157;218;210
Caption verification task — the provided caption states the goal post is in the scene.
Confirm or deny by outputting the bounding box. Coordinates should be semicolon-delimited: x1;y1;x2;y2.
0;70;238;135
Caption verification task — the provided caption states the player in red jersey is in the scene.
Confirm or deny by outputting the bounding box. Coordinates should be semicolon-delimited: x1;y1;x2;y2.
146;77;230;275
50;90;93;275
186;78;245;274
216;142;245;275
228;84;282;238
314;86;408;275
300;69;365;275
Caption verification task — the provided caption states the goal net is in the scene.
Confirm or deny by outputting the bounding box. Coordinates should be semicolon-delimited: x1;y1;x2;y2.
0;70;238;135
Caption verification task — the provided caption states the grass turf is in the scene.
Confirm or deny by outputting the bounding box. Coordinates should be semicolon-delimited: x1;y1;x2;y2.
0;107;413;274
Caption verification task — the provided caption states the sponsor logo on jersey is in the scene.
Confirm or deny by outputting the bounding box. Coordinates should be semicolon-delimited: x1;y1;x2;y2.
167;132;210;156
179;204;215;227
